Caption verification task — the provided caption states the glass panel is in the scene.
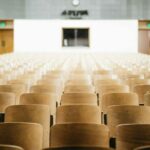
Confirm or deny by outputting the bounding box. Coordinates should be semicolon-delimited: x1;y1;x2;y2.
63;28;89;47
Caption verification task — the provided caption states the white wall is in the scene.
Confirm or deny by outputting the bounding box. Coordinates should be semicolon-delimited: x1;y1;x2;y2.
14;20;138;53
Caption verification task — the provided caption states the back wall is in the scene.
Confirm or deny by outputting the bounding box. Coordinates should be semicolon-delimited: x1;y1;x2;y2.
14;20;138;53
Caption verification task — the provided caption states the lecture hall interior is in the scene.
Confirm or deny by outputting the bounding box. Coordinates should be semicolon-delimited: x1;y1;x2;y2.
0;0;150;150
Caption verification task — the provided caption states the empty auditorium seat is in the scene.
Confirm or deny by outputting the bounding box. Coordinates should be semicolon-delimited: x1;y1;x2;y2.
101;92;138;114
144;92;150;106
30;84;61;94
0;84;27;104
116;124;150;150
64;85;95;93
30;85;61;102
94;79;121;88
61;93;97;106
20;93;56;115
66;79;92;86
0;92;15;113
107;105;150;137
0;123;43;150
133;85;150;104
97;85;129;99
56;105;101;124
37;79;64;91
50;123;109;148
127;78;150;91
5;105;50;148
7;79;30;91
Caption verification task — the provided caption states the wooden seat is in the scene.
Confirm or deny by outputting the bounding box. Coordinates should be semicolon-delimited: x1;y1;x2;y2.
0;145;23;150
5;105;50;148
30;85;61;102
0;92;15;113
44;147;113;150
101;92;138;114
66;79;92;86
116;124;150;150
93;74;117;81
107;105;150;137
20;93;56;115
0;123;43;150
30;84;61;93
0;84;27;104
50;123;109;148
97;85;129;99
48;70;65;75
93;69;112;75
144;92;150;106
7;79;30;90
61;93;97;106
43;74;63;80
71;70;88;75
134;146;150;150
37;79;64;90
64;85;95;93
69;74;90;80
94;79;121;89
56;105;101;124
126;78;150;91
133;85;150;104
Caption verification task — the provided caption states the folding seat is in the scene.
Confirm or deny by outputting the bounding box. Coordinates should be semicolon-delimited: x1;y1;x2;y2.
5;105;50;148
61;93;97;106
71;70;88;75
56;105;101;124
107;105;150;138
44;71;65;81
50;123;109;148
48;70;65;75
101;92;138;114
93;74;118;82
20;93;56;115
134;146;150;150
66;79;92;86
93;69;114;81
7;79;31;91
7;79;30;86
43;74;65;82
69;74;91;80
144;92;150;106
94;79;121;88
0;122;43;150
126;74;144;79
116;124;150;150
0;144;23;150
16;74;37;85
133;85;150;104
37;78;64;91
30;84;61;94
93;69;112;75
30;85;61;103
44;147;112;150
0;92;16;113
97;85;129;100
126;78;150;91
101;92;139;125
64;85;95;93
0;84;27;104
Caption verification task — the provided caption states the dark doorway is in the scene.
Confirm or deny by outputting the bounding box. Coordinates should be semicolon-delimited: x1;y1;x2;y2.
62;28;89;47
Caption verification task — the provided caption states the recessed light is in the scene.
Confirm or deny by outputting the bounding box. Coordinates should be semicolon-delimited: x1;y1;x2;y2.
72;0;80;7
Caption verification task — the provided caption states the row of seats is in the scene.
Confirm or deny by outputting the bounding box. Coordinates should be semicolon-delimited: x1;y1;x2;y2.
0;53;150;149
